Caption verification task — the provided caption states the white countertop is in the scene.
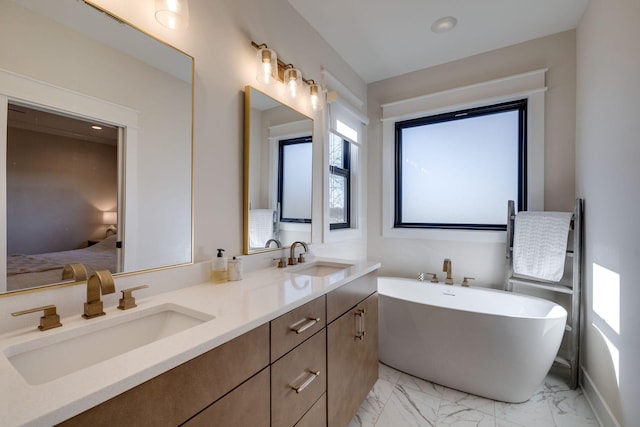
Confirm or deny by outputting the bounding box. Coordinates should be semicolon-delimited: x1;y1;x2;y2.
0;258;380;426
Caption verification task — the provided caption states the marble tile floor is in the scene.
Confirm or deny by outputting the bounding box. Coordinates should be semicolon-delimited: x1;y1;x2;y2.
349;363;599;427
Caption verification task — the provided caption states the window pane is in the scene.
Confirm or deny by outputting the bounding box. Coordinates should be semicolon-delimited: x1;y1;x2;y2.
329;173;347;224
336;119;358;143
281;142;312;220
329;132;343;167
399;107;521;227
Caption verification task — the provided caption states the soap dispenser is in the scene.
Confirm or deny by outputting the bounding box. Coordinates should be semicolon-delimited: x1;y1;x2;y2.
211;248;228;283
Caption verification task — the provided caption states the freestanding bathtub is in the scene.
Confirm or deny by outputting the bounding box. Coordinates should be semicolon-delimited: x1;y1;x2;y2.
378;277;567;403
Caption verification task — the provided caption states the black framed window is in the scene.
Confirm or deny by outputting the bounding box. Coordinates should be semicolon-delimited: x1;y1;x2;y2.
329;132;351;229
394;99;527;230
278;136;312;223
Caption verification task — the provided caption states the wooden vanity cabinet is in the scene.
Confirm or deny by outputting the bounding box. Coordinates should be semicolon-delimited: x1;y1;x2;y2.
58;273;378;427
326;274;378;427
58;323;269;427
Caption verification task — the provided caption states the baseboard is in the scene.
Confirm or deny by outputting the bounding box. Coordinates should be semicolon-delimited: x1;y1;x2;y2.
580;367;621;427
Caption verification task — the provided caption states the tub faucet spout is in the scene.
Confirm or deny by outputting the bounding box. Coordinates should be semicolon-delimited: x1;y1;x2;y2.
443;258;453;285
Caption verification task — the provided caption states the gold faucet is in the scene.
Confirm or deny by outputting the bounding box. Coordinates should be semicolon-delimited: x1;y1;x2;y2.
12;304;62;331
443;258;453;285
288;241;309;265
61;263;87;282
83;270;115;319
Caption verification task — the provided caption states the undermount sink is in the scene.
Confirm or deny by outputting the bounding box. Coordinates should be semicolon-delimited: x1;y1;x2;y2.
291;261;353;277
4;303;214;385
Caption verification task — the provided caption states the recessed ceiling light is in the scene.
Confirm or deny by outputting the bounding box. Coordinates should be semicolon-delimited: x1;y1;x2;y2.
431;16;457;34
91;125;103;130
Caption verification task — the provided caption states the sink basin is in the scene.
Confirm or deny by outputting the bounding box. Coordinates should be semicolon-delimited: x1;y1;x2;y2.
4;303;214;385
291;261;353;277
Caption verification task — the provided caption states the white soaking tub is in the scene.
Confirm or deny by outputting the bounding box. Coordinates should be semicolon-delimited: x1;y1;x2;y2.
378;277;567;403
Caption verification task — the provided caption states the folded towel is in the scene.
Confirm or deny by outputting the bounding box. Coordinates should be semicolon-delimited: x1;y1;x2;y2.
513;211;573;282
249;209;275;248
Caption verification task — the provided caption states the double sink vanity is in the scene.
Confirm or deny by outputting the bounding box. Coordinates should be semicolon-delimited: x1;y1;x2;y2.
0;259;380;426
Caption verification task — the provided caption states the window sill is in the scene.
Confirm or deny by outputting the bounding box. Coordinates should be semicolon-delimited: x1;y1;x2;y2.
383;226;506;243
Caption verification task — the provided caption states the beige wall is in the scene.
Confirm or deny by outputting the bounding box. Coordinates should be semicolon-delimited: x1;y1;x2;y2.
7;128;117;254
576;0;640;425
366;31;577;283
87;0;368;265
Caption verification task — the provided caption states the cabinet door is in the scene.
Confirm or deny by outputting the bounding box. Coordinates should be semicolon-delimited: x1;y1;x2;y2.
58;324;269;426
183;367;270;427
327;293;378;427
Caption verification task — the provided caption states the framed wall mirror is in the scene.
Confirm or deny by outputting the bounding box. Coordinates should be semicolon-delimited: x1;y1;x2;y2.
244;86;313;254
0;0;193;294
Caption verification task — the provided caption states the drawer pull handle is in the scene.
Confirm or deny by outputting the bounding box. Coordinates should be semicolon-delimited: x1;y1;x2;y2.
354;309;366;340
292;370;320;393
290;317;320;334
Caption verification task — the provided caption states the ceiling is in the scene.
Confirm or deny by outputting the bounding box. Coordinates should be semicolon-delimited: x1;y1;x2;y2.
288;0;589;83
8;103;118;145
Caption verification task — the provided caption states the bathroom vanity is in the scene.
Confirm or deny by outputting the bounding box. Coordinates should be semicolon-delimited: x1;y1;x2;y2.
0;259;379;426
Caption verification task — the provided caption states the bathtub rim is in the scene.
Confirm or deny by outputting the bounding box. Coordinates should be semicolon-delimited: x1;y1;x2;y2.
377;276;567;321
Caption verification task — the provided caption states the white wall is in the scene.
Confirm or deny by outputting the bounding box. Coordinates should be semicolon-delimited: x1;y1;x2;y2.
367;31;577;285
0;0;367;332
576;0;640;424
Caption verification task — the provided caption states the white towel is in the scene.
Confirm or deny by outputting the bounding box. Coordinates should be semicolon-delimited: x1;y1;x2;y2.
249;209;275;248
513;211;573;282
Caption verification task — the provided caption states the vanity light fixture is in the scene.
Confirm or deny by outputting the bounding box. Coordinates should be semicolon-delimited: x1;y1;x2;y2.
251;41;324;110
284;65;302;98
431;16;457;34
254;43;278;85
155;0;190;30
309;81;323;111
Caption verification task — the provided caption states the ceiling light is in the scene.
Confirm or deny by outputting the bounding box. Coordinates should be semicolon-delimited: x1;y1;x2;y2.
431;16;457;34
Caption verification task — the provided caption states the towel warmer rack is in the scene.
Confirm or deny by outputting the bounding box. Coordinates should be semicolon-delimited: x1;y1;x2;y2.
505;198;583;389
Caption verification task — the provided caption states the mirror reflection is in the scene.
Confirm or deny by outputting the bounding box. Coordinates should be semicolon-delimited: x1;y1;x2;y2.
244;87;313;254
7;104;120;291
0;0;193;293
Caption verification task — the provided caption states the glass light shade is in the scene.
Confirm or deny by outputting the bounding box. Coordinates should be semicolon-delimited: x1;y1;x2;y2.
284;67;302;98
155;0;190;30
103;211;117;225
309;83;324;111
256;48;278;85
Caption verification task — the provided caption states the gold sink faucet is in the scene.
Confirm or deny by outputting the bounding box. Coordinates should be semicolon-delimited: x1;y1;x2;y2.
83;270;115;319
12;304;62;331
288;241;309;265
443;258;453;285
61;263;87;281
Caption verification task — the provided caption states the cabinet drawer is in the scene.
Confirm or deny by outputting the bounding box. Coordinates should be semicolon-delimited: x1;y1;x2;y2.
327;272;377;323
271;296;326;361
58;323;269;426
272;329;327;427
183;367;270;427
295;393;327;427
